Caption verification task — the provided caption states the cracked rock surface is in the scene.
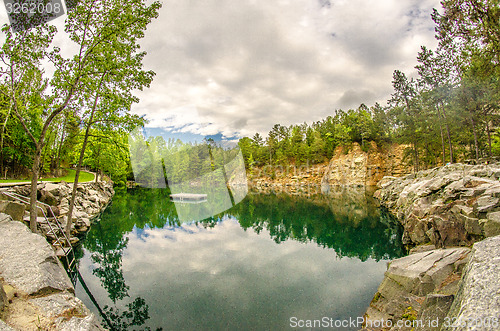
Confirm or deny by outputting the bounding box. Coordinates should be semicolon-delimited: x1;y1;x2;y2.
0;214;105;330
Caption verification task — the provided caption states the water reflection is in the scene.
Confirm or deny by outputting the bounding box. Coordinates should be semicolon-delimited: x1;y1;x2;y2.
76;189;404;330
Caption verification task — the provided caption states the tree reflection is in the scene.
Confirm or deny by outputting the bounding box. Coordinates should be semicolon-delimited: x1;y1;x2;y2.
82;189;177;330
221;192;405;261
80;187;405;329
104;297;162;331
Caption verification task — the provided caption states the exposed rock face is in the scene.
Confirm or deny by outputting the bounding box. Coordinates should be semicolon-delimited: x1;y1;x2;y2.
374;162;500;247
364;247;470;330
415;294;455;331
322;142;408;187
249;163;326;196
442;235;500;331
0;214;105;330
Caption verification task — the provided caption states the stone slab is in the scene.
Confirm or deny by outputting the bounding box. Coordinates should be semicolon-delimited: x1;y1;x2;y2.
442;235;500;331
386;248;470;296
0;217;73;296
484;211;500;237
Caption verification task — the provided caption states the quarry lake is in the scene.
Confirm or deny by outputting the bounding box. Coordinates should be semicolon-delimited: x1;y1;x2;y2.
75;188;405;331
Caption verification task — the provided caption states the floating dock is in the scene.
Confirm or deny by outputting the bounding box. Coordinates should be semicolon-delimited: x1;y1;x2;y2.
170;193;208;203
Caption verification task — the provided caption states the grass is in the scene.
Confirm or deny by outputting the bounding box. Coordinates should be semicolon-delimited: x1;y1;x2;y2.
0;169;95;184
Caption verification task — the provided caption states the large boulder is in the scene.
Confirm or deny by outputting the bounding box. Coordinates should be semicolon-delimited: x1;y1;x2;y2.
384;248;470;296
0;214;105;330
442;235;500;331
0;201;25;222
39;189;59;206
0;216;73;296
364;247;470;330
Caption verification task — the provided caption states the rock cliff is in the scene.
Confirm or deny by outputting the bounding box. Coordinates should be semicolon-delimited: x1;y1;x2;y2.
321;142;408;187
362;162;500;331
373;162;500;248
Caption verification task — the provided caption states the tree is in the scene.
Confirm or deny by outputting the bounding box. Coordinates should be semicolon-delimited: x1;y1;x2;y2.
65;15;155;236
0;0;160;233
390;70;421;172
416;46;457;163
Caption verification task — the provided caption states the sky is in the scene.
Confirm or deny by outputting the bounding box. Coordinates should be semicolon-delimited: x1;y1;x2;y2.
0;0;442;139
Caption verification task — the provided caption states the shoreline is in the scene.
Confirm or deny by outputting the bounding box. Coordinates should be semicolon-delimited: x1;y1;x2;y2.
361;162;500;330
1;161;499;330
0;180;114;331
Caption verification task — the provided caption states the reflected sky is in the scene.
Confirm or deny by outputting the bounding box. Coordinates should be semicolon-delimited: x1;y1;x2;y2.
77;215;391;330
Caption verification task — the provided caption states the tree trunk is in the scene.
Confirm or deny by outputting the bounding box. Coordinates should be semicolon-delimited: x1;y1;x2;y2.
470;116;480;161
65;104;98;237
440;125;446;165
436;106;446;165
439;103;453;163
0;104;12;177
486;120;492;157
412;136;419;173
56;119;68;170
29;144;43;233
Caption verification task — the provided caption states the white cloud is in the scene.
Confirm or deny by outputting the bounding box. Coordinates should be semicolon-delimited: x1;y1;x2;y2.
131;0;441;137
2;0;441;138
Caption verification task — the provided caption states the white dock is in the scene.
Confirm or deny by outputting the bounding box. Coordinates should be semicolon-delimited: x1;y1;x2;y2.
170;193;208;203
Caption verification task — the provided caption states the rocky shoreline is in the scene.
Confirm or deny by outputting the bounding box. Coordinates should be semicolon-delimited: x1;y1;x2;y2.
0;181;114;330
362;162;500;330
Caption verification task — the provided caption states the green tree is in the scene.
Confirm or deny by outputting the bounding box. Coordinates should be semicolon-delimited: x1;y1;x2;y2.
0;0;161;233
390;70;421;172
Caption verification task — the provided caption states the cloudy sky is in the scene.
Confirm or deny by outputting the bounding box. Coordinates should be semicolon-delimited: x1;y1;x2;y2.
1;0;442;138
135;0;441;138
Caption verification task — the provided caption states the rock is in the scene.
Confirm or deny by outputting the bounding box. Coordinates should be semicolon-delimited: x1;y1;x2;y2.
451;204;475;218
442;235;500;331
365;248;470;329
39;189;58;206
475;195;499;213
0;212;11;223
57;315;106;331
416;294;454;331
409;244;436;254
322;142;409;187
483;184;500;198
0;200;25;222
375;162;500;246
3;292;105;331
0;320;15;331
28;293;105;331
0;284;7;311
0;218;73;296
462;216;483;236
385;248;470;296
484;211;500;237
43;182;62;196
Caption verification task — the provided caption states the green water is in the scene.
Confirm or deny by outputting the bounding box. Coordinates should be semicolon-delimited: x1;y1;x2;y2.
76;188;405;331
